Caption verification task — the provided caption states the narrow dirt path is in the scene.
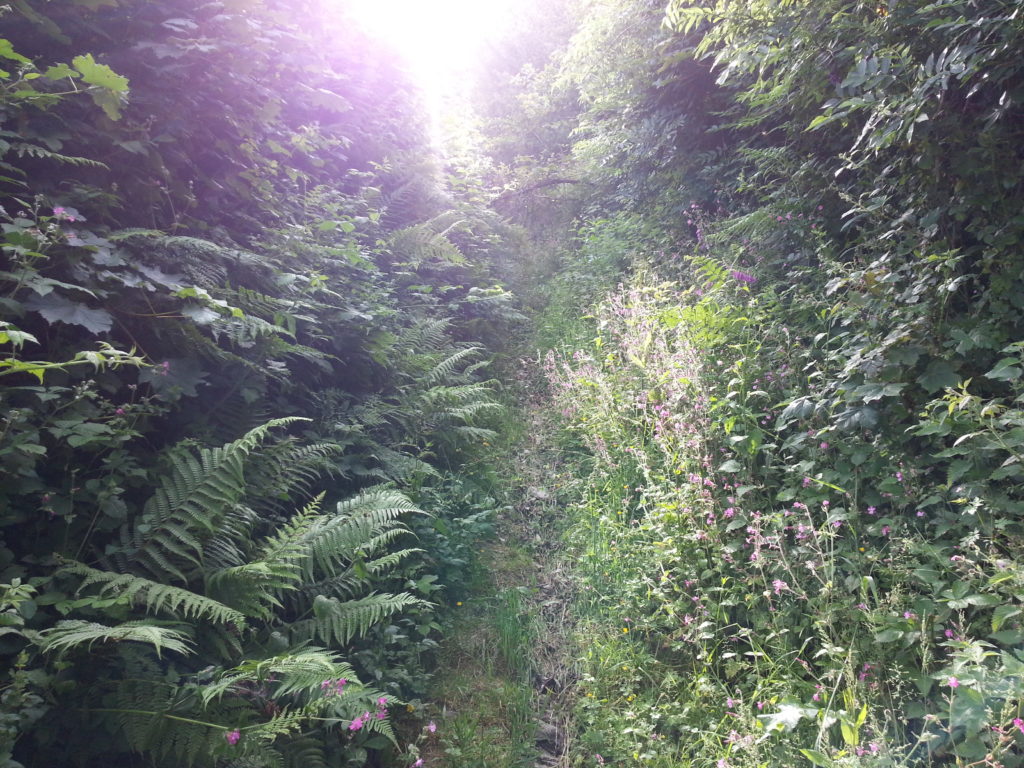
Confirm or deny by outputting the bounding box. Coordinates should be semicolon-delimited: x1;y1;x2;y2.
419;358;581;768
505;368;579;768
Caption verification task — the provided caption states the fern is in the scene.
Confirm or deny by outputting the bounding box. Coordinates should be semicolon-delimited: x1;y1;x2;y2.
61;561;246;626
299;489;421;580
7;141;109;168
206;496;324;618
121;418;306;582
295;592;425;646
423;345;483;386
39;619;194;657
200;648;355;704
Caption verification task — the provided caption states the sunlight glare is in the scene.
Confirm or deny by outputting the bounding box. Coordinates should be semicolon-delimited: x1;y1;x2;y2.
345;0;518;109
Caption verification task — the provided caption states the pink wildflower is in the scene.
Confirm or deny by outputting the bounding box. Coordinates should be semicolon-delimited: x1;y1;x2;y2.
948;677;960;689
225;729;241;746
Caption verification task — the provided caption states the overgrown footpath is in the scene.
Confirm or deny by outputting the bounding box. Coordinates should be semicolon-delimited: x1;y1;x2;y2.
413;358;581;768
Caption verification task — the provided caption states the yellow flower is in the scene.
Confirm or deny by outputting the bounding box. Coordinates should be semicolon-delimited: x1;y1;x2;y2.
622;627;629;633
456;601;463;606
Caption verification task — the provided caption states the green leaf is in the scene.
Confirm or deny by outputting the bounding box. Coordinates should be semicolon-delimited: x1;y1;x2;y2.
918;360;958;393
71;53;128;92
874;628;903;643
949;687;987;734
799;749;833;767
759;703;817;732
23;293;112;334
992;604;1020;632
0;39;31;64
984;358;1022;382
718;459;743;473
72;53;128;119
181;304;220;325
43;63;78;80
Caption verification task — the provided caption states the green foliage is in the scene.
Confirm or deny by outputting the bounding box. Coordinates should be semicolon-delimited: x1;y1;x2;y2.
1;3;520;763
489;0;1024;763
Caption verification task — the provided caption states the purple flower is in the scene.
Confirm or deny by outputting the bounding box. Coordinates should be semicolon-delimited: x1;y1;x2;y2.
225;729;241;746
730;270;756;284
414;760;424;768
349;717;364;731
427;721;436;733
948;676;960;689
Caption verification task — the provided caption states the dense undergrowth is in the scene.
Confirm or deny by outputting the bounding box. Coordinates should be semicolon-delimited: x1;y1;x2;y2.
476;0;1024;766
0;2;522;766
4;0;1024;766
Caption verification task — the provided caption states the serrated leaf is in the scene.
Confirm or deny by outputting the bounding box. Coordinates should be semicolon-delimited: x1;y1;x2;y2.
759;703;817;733
874;628;903;643
44;63;78;80
181;304;220;325
991;604;1020;632
984;358;1022;382
0;39;31;64
23;293;112;334
718;459;743;473
71;53;128;92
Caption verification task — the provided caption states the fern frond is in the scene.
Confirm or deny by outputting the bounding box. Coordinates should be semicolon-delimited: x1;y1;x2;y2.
9;141;109;168
297;593;425;645
299;489;421;580
449;425;499;441
201;648;355;705
39;620;194;657
283;738;328;768
207;495;326;617
124;419;307;582
423;346;482;386
365;446;439;483
61;561;246;626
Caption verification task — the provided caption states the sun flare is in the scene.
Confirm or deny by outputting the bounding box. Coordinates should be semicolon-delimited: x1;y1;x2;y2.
345;0;519;104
